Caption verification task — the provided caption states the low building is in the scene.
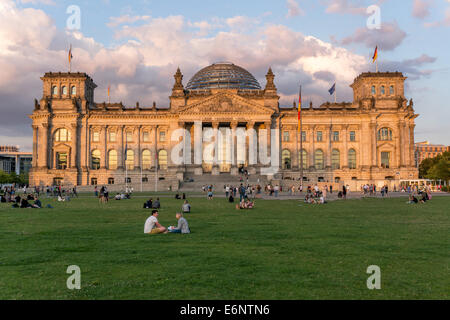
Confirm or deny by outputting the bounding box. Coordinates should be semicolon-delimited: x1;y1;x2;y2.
415;141;450;166
0;146;33;175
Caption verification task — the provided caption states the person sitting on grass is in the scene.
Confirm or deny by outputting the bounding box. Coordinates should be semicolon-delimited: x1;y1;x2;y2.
144;198;153;209
32;197;42;209
175;193;181;200
419;192;429;203
144;210;167;234
20;198;31;208
168;213;191;234
407;194;418;204
181;200;191;213
152;198;161;209
114;193;121;200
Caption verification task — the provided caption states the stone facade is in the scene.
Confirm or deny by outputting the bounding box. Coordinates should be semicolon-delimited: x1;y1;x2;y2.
29;65;419;190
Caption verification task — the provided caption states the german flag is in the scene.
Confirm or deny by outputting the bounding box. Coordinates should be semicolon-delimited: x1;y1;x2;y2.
372;46;378;64
68;44;73;66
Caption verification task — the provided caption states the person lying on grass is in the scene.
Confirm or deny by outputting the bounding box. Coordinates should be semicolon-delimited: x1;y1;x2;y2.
236;199;254;210
144;210;168;234
168;213;191;234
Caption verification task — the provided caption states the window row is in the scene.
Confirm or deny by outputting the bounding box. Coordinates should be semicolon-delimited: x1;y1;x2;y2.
91;130;166;143
52;85;77;96
283;131;357;142
371;85;395;96
281;149;357;170
90;149;168;170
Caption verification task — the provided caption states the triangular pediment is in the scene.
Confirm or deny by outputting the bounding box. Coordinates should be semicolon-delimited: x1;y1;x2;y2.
178;92;274;115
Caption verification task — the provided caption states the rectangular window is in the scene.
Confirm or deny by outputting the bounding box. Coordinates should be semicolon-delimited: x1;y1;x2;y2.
159;131;166;142
57;152;68;170
93;132;100;142
381;152;390;169
350;131;356;142
126;131;133;142
109;132;116;142
283;131;290;142
301;131;306;142
108;178;114;185
143;131;150;142
333;131;339;142
317;131;323;142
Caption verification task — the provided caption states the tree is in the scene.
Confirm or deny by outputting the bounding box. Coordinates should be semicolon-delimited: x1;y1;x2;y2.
427;158;450;181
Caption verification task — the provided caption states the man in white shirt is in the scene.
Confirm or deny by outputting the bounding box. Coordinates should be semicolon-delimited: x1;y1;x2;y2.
144;210;167;234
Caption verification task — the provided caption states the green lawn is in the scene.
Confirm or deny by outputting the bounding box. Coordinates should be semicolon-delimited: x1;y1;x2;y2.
0;194;448;300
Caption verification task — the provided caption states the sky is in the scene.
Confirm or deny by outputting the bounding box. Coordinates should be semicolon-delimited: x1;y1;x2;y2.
0;0;449;151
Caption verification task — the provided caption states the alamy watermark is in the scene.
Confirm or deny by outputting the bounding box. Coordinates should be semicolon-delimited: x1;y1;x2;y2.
66;265;81;290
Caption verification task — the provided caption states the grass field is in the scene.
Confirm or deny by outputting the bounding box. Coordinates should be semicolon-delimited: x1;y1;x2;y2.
0;193;448;300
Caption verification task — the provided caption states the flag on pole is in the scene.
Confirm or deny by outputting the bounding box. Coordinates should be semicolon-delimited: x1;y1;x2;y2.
298;85;302;133
328;83;336;96
107;84;111;103
372;46;378;64
68;44;73;72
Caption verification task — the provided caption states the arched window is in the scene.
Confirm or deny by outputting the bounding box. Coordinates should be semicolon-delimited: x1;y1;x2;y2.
380;85;385;95
331;149;340;169
52;86;58;95
125;150;134;170
299;149;308;169
389;85;394;95
348;149;357;169
54;128;71;142
62;86;68;95
142;150;151;170
108;150;118;170
378;128;393;141
282;149;291;170
158;150;168;170
71;86;76;95
91;150;101;170
371;86;376;95
315;149;324;170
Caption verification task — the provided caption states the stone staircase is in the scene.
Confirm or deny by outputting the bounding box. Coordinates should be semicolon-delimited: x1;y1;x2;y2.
179;173;269;191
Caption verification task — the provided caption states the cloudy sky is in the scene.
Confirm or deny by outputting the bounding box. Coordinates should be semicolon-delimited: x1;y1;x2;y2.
1;0;449;151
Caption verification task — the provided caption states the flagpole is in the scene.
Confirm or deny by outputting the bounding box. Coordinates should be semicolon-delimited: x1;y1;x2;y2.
299;85;303;190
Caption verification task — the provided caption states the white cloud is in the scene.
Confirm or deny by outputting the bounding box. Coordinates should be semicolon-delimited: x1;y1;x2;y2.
412;0;432;19
286;0;305;18
107;14;151;28
341;21;407;51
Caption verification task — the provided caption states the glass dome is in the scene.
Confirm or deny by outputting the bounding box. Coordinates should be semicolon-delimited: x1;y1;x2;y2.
186;62;261;91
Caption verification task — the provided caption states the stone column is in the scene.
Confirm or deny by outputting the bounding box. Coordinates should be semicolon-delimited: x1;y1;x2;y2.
370;122;377;167
309;125;315;169
193;121;203;175
42;123;49;169
103;126;108;169
154;125;159;170
230;121;238;175
343;125;348;169
246;121;257;174
119;126;124;169
395;122;402;168
138;125;142;170
32;125;38;167
212;121;220;175
326;124;332;169
265;121;272;162
71;123;78;169
409;124;415;166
